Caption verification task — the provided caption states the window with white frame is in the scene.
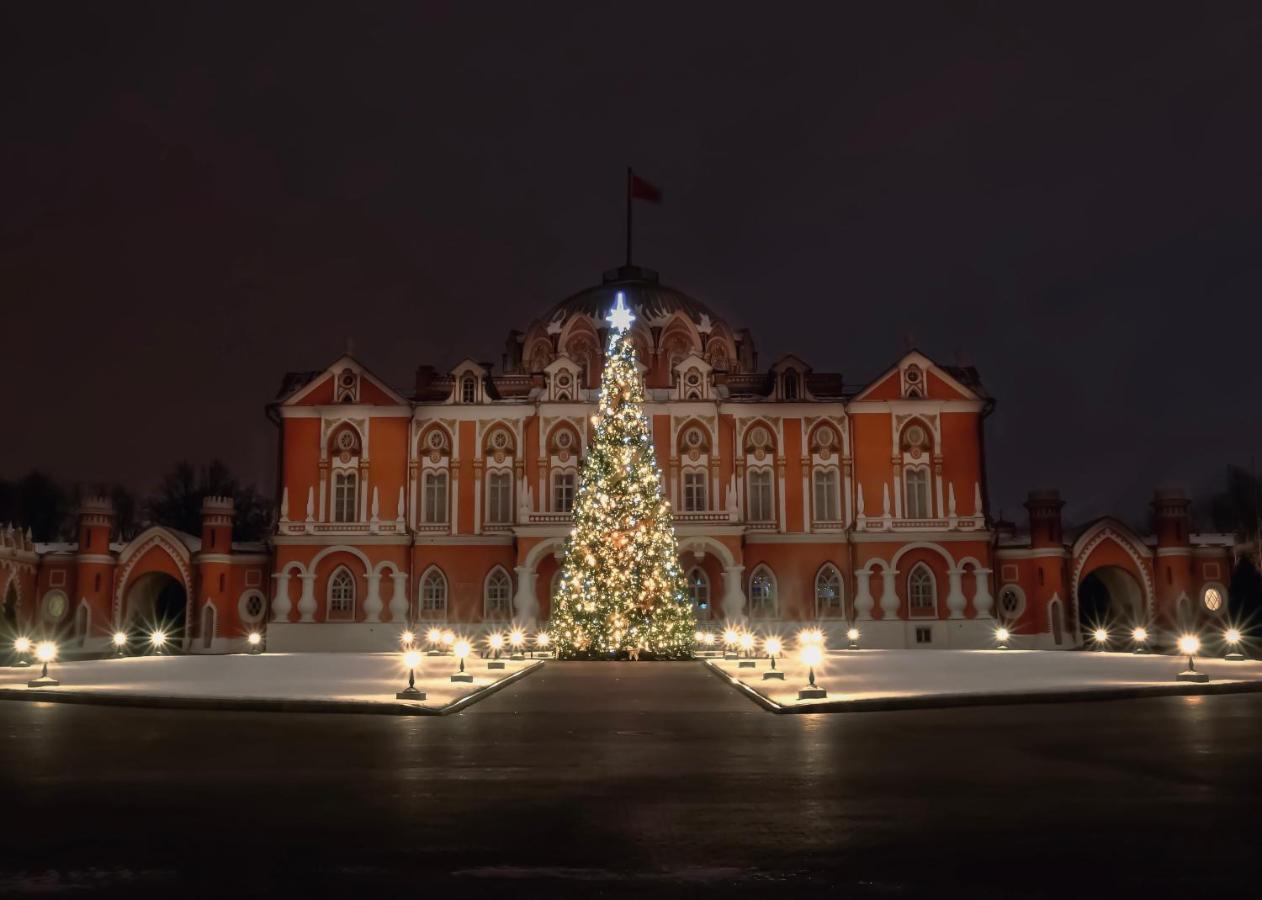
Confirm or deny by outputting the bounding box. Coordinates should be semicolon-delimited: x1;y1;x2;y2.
998;585;1025;620
687;567;709;613
683;471;707;512
813;469;840;521
749;566;777;618
485;568;512;620
908;564;936;616
420;569;447;617
748;469;773;522
423;471;448;523
553;471;576;513
815;564;844;617
333;471;358;523
461;376;477;403
328;568;356;621
487;472;512;524
904;468;930;519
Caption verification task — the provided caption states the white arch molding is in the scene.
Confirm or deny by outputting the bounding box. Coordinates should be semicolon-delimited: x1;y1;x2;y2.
854;559;897;621
676;535;744;619
515;538;568;625
1070;520;1156;621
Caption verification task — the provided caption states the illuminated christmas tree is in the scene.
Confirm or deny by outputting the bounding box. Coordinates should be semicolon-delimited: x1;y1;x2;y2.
551;294;696;659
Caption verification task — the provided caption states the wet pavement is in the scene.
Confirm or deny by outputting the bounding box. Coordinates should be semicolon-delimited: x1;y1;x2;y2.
2;660;1260;898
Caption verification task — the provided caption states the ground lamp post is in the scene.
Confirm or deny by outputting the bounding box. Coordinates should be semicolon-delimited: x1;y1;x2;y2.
723;628;739;660
738;631;756;668
487;633;506;669
27;641;59;688
699;631;715;655
846;627;860;650
112;631;128;657
149;630;168;656
1176;634;1209;683
509;628;526;661
762;636;784;681
396;649;426;700
450;639;473;683
400;630;415;649
1092;627;1110;651
426;627;444;656
442;630;455;655
1131;627;1150;654
13;636;32;667
994;626;1010;651
798;644;826;700
534;631;551;657
247;631;263;654
1224;628;1246;661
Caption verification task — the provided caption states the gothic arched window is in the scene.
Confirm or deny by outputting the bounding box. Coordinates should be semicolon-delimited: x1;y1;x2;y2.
328;568;356;621
484;568;512;620
420;568;448;619
908;564;936;617
749;565;777;619
815;564;844;618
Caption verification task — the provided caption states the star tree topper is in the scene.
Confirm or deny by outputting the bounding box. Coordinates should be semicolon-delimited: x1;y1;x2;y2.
606;292;635;332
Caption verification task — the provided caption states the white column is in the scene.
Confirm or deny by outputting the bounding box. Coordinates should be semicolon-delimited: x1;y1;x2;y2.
880;568;899;619
279;487;290;524
389;571;408;622
305;486;315;534
853;569;874;620
945;568;966;619
272;572;292;622
297;573;317;623
396;486;406;527
721;565;746;621
513;566;539;624
364;572;383;622
972;568;994;618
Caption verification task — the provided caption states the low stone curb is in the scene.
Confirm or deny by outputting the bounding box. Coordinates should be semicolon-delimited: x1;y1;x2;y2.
702;658;1262;714
0;659;544;717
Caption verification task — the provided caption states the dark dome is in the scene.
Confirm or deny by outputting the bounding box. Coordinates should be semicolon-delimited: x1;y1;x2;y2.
543;265;717;326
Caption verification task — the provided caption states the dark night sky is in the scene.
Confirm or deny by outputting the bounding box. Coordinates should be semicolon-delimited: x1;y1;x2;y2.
3;2;1261;527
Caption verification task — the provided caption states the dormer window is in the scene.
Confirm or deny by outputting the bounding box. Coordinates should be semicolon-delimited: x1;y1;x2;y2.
461;375;477;403
783;371;799;400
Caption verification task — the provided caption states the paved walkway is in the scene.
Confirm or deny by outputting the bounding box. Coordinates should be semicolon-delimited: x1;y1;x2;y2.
3;661;1261;899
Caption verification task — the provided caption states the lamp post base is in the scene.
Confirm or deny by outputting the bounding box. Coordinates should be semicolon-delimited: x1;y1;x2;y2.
1176;670;1209;683
737;660;756;669
487;660;506;670
510;654;525;661
723;652;738;660
426;650;444;656
1225;652;1246;661
762;670;784;681
27;675;59;688
450;672;474;683
797;686;827;700
1132;647;1149;654
12;660;31;668
395;687;427;700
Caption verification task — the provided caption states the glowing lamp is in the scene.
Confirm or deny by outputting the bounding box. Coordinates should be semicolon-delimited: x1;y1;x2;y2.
426;627;442;646
247;631;262;653
451;638;474;683
739;632;755;655
536;631;551;648
723;628;739;647
1224;627;1246;661
400;630;415;647
1175;633;1208;683
27;640;59;687
700;631;715;646
1092;627;1109;649
149;630;168;654
798;644;826;699
764;636;783;657
397;648;425;700
846;627;860;650
112;631;127;647
1131;626;1149;654
488;633;505;658
994;626;1010;650
1178;634;1200;656
694;631;704;644
509;628;526;659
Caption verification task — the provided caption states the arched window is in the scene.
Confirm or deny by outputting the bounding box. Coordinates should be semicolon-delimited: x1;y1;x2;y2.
687;567;710;613
908;564;936;617
749;566;777;618
815;564;844;618
487;471;512;524
783;371;799;400
461;375;477;403
484;568;512;620
423;471;448;523
904;468;930;519
683;471;707;512
333;471;358;523
813;469;839;522
327;568;356;621
201;603;216;650
420;568;448;619
748;470;773;522
553;471;576;513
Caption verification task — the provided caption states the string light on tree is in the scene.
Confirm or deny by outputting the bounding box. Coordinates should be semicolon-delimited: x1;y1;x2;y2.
550;292;696;659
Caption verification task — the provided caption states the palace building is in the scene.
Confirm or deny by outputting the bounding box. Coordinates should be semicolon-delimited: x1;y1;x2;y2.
0;264;1237;653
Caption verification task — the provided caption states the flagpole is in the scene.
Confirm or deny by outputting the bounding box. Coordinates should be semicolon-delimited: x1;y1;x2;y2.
625;166;633;267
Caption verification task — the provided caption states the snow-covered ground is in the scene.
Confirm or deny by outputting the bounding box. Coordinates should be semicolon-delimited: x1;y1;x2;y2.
0;652;539;713
710;649;1262;710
